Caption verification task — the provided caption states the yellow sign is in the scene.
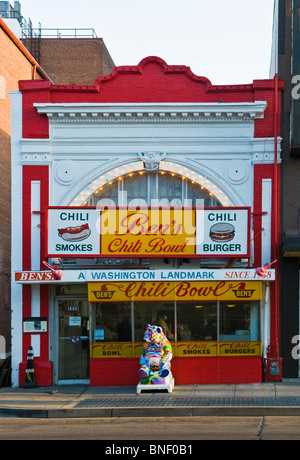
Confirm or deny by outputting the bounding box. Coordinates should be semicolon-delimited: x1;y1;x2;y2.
100;208;196;257
91;342;134;358
218;341;262;356
175;342;262;357
88;281;262;302
175;342;217;357
90;341;262;358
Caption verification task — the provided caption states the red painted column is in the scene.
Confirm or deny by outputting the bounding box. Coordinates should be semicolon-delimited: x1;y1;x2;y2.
20;165;52;386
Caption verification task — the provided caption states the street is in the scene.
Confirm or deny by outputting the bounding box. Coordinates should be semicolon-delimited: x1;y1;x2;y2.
0;416;300;440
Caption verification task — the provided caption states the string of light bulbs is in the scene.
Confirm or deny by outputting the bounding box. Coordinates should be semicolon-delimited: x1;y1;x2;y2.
69;160;231;207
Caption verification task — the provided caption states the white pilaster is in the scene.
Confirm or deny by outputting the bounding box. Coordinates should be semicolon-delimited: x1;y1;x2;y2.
10;91;23;387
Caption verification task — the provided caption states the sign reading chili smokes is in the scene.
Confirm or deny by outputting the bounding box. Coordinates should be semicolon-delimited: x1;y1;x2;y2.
46;207;250;258
47;208;101;256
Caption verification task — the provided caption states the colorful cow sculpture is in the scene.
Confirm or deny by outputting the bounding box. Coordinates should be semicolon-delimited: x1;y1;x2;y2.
138;324;173;385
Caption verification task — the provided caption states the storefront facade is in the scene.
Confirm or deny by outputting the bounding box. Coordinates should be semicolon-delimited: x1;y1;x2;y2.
11;56;282;386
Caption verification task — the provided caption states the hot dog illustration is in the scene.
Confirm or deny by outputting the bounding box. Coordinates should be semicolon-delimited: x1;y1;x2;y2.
58;223;91;242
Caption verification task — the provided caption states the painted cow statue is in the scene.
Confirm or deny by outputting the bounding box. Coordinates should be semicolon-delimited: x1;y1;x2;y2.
138;324;172;385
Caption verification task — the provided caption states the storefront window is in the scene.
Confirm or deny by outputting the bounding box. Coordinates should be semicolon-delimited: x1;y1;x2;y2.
56;287;260;348
219;302;259;341
177;302;217;341
134;302;175;342
93;303;132;342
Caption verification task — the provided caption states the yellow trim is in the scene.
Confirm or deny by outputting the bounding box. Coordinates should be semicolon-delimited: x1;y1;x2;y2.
90;341;263;358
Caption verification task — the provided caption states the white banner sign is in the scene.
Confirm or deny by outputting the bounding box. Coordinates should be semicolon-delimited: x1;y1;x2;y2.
15;269;276;284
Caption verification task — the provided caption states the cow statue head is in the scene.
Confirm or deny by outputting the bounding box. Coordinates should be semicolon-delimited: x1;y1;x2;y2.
143;324;166;346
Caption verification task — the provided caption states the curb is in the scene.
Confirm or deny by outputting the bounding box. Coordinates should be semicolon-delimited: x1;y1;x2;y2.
3;406;300;418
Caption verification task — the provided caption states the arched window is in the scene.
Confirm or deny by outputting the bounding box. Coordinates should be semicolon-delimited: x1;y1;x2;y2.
85;171;222;208
62;170;224;269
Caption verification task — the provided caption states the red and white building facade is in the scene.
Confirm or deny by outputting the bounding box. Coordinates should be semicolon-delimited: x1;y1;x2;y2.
11;57;283;387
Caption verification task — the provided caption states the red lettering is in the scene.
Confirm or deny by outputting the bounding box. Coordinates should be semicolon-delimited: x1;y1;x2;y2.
105;281;251;301
225;271;250;279
229;342;251;349
145;238;190;254
108;238;142;253
115;212;187;236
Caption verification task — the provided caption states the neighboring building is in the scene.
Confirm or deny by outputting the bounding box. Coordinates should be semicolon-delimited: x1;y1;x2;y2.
1;1;115;86
271;0;300;379
11;56;283;387
21;30;115;85
0;0;114;385
0;12;48;368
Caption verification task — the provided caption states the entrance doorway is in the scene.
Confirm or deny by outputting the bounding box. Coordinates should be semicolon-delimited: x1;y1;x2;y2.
58;299;90;381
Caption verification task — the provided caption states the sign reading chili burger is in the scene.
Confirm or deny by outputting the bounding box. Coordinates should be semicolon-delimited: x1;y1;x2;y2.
196;208;250;257
46;207;250;258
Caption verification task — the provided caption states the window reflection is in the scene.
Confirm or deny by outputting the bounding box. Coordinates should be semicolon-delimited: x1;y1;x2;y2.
94;303;131;342
219;302;259;341
134;302;175;342
177;302;217;341
88;300;260;344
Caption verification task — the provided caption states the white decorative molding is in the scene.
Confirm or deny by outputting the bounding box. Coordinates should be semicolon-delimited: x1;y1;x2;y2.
224;160;250;184
21;139;51;164
21;153;50;164
252;137;282;164
18;100;277;208
138;151;166;170
54;160;80;185
34;102;268;124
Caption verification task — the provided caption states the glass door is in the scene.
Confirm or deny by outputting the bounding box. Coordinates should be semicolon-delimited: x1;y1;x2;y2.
58;299;90;381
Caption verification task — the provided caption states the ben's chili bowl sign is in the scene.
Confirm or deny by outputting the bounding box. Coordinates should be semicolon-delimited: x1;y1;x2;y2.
46;207;250;258
88;281;262;302
100;208;196;257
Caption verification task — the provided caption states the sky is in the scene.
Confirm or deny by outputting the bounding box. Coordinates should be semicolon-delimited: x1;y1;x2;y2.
18;0;275;85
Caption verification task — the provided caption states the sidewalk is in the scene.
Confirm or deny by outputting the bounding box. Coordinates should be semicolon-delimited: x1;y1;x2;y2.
1;381;300;418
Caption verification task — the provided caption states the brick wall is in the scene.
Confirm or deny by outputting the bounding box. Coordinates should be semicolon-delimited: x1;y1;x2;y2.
0;26;43;355
21;38;115;85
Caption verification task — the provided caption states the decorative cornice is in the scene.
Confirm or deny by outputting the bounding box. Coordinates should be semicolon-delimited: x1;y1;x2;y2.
252;137;282;164
19;136;281;165
20;139;51;164
34;102;267;124
21;153;50;164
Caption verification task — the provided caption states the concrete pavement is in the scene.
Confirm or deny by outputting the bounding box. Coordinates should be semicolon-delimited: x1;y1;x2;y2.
2;381;300;417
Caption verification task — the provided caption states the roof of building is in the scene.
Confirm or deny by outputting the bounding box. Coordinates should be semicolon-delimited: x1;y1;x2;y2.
0;16;50;81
